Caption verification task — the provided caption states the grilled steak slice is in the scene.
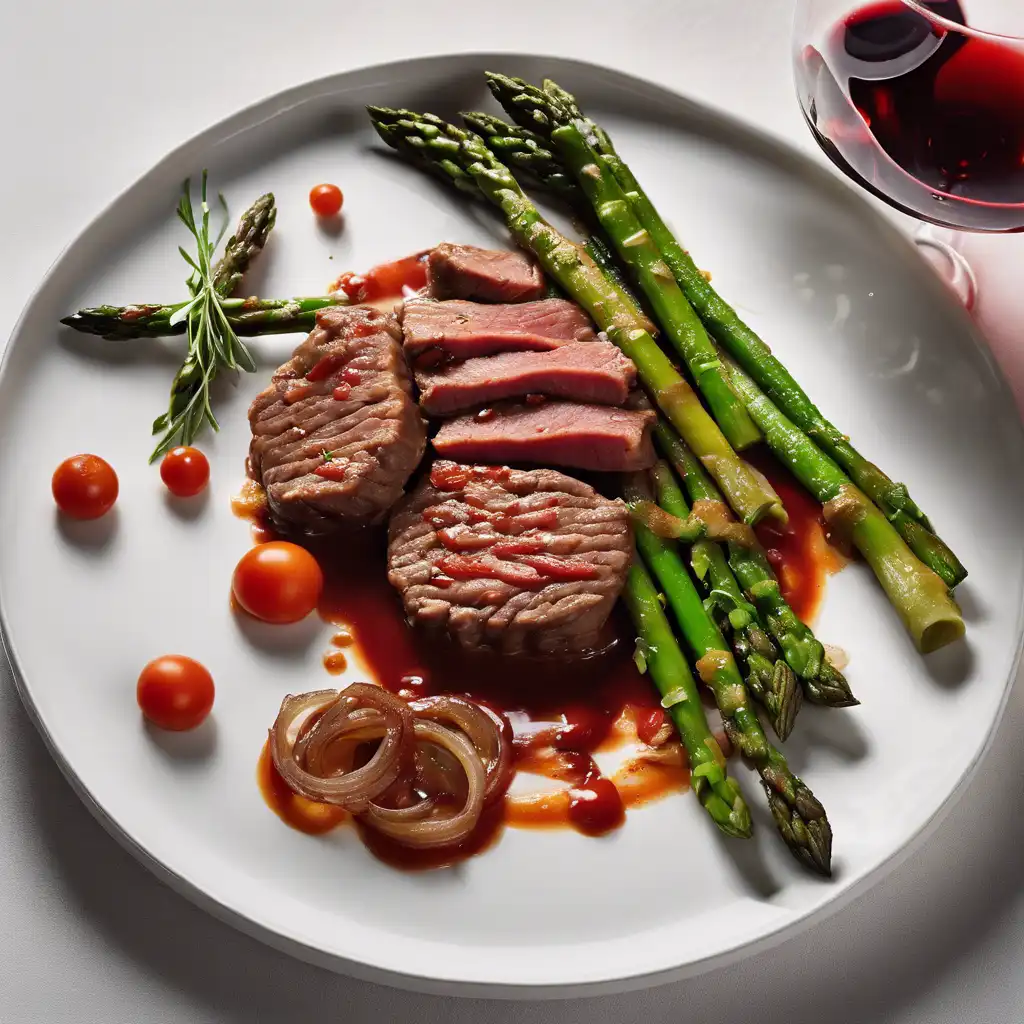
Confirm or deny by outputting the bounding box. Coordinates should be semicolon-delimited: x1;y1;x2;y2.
426;242;546;303
432;400;656;472
248;305;426;529
388;462;632;654
415;339;636;415
400;297;595;365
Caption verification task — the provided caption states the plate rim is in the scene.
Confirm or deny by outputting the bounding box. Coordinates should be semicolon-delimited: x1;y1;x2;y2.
2;51;1021;999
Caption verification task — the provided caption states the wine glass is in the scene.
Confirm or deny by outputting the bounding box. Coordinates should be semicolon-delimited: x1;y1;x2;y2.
793;0;1024;307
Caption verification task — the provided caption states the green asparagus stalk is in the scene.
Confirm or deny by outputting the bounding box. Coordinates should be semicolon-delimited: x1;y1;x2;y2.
623;560;752;839
654;422;858;704
61;295;349;341
464;112;652;328
534;77;966;589
724;358;965;652
650;458;803;739
462;110;577;197
367;105;783;525
626;474;832;874
483;75;762;453
211;191;277;296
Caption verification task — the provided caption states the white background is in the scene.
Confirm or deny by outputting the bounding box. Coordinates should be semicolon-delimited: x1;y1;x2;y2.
1;1;1022;1021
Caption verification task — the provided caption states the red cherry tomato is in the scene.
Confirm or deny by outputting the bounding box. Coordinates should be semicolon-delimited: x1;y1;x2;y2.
160;446;210;497
309;183;343;217
232;541;324;624
52;454;119;520
137;655;215;731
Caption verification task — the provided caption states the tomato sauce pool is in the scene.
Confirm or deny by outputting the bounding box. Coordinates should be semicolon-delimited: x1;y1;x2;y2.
329;251;429;306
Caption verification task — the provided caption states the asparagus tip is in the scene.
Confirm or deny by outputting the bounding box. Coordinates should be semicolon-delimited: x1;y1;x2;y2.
764;783;833;877
768;661;803;742
804;661;860;708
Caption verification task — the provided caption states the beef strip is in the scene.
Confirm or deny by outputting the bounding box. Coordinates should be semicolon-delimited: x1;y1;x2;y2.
388;461;632;654
414;338;636;415
426;242;546;303
248;305;426;530
400;297;595;365
432;400;656;472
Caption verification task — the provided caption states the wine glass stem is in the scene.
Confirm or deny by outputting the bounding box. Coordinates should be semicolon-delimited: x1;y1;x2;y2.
914;223;978;310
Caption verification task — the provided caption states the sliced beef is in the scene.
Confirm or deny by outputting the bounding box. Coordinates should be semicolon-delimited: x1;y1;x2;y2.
432;401;656;472
415;339;636;415
427;243;546;303
388;462;632;654
248;306;426;530
401;297;595;365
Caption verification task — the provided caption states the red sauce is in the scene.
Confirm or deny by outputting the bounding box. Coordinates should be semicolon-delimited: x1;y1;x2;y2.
305;353;347;382
747;450;846;624
231;479;275;543
567;778;625;836
635;706;668;747
283;383;313;405
330;251;429;305
506;747;688;832
257;742;348;834
330;628;353;647
313;461;350;482
322;650;347;675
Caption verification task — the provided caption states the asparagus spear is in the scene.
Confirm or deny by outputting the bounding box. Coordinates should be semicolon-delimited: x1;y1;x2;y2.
462;111;577;197
367;105;783;525
724;358;965;653
212;191;277;296
626;474;832;874
650;458;803;739
528;77;967;589
483;74;762;453
654;422;858;705
623;560;752;839
61;295;348;341
464;112;652;328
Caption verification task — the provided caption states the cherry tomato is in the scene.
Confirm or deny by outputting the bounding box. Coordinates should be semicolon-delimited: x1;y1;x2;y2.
160;446;210;497
232;541;324;624
309;183;343;217
52;454;119;520
137;655;214;731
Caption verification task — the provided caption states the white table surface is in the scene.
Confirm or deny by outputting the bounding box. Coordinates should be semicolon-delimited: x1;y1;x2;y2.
2;1;1022;1021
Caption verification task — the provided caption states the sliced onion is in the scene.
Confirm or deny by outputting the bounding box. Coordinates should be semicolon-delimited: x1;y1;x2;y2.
410;695;513;803
365;796;439;823
415;740;470;802
270;683;412;811
361;720;487;849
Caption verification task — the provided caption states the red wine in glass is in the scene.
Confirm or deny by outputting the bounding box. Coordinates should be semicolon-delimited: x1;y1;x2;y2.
797;0;1024;231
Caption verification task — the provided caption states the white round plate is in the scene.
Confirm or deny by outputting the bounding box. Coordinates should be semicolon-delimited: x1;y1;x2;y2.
1;55;1021;998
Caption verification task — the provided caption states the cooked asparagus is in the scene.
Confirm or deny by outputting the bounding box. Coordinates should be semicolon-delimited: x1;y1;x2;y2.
623;559;753;839
61;295;348;341
654;423;858;704
626;473;832;874
497;75;966;589
650;456;804;740
724;358;964;652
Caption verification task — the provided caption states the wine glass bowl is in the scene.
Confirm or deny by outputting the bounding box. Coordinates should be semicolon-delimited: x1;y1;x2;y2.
794;0;1024;233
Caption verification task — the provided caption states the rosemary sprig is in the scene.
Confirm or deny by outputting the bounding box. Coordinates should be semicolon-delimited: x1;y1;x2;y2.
149;173;258;461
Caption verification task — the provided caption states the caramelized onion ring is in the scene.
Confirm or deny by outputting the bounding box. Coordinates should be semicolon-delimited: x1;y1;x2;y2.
270;684;412;811
361;719;487;848
410;695;513;803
